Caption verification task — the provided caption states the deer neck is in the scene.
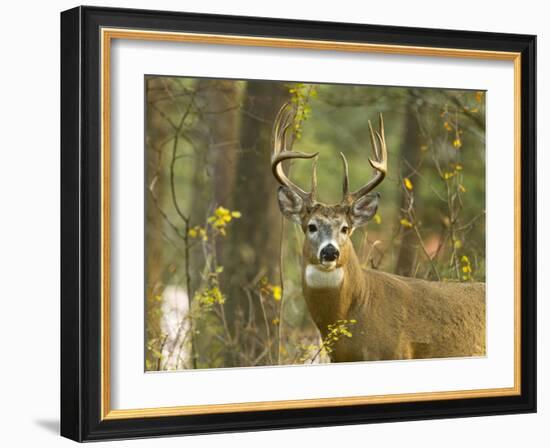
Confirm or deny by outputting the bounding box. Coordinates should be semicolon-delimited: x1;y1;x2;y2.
302;244;366;333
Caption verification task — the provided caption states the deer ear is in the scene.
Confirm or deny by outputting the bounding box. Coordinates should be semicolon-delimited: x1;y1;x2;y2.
349;193;379;228
277;186;304;225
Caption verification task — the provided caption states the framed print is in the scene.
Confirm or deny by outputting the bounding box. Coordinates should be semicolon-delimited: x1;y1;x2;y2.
60;6;536;442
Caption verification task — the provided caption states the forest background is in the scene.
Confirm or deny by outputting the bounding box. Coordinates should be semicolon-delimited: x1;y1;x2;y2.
144;77;486;371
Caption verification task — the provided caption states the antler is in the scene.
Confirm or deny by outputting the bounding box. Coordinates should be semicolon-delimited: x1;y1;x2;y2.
271;102;319;201
341;113;388;204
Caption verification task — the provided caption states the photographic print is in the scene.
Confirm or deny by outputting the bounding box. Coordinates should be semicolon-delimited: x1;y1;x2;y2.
61;7;536;440
144;77;486;371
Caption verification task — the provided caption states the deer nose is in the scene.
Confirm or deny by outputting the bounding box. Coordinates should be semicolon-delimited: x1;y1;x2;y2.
320;244;340;262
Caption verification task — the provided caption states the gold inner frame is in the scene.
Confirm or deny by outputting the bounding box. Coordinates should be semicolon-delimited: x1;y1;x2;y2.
100;27;522;420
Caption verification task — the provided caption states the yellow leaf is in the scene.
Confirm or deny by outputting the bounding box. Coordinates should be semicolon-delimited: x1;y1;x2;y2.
400;218;413;228
215;206;229;216
231;211;242;218
453;138;462;149
271;286;282;301
404;177;413;190
459;184;467;193
373;213;382;224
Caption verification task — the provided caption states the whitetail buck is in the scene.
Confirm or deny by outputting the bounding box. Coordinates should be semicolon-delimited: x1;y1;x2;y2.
272;103;485;362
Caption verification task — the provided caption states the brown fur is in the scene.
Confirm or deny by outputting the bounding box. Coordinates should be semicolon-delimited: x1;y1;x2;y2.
302;229;486;362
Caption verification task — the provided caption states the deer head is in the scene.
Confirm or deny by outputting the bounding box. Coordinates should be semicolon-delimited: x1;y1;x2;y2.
272;102;388;272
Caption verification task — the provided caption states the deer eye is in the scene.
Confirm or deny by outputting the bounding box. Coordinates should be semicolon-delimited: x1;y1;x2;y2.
341;225;349;234
308;224;318;233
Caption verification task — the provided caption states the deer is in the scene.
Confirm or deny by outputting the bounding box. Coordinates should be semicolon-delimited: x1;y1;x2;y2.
271;103;486;363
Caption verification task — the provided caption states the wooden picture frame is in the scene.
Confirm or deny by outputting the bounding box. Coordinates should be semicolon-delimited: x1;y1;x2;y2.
61;5;536;441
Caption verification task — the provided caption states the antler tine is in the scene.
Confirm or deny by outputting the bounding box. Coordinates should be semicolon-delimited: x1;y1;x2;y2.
368;119;380;162
340;152;350;200
369;113;388;173
311;156;319;199
346;112;388;203
271;102;319;200
272;101;293;152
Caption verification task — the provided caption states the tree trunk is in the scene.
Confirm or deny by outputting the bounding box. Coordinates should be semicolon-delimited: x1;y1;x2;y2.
395;90;422;277
191;80;241;215
221;80;289;367
190;79;242;367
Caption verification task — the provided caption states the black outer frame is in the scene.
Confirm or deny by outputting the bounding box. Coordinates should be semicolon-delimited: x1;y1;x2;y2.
60;5;536;442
